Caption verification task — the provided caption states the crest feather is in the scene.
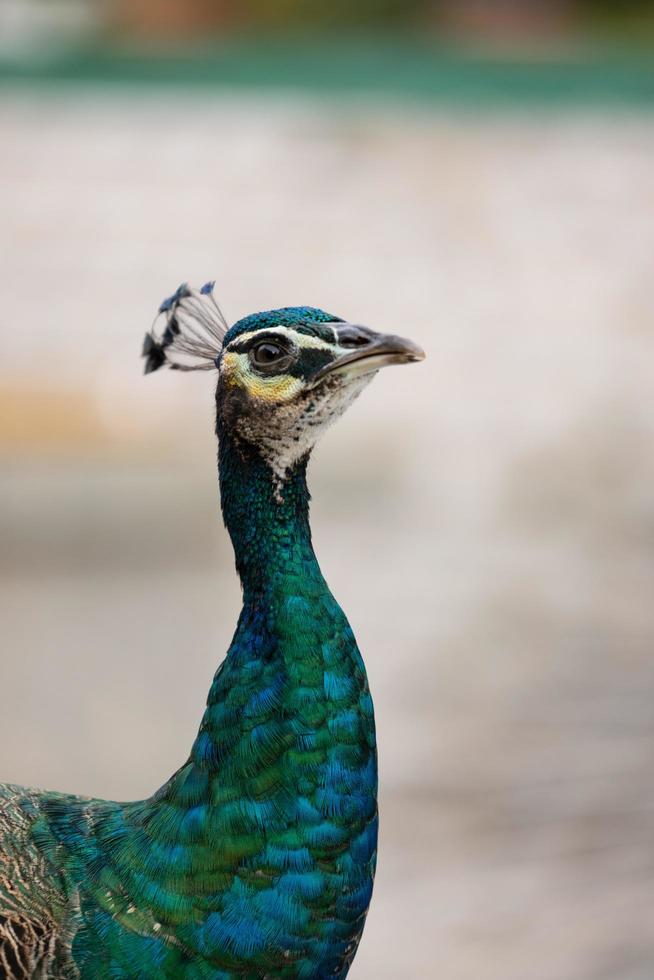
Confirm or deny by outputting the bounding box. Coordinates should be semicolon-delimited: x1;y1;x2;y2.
142;281;229;374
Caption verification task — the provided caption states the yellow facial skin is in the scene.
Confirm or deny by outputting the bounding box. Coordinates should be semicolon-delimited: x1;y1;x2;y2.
219;326;337;404
220;351;304;403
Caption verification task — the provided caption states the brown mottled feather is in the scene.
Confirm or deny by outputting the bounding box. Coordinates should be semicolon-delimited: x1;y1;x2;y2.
0;787;78;979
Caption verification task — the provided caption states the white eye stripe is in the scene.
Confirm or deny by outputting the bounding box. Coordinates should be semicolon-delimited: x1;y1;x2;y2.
226;325;336;353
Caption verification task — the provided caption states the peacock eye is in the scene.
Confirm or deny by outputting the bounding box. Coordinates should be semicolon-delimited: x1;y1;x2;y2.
250;341;292;373
253;343;282;364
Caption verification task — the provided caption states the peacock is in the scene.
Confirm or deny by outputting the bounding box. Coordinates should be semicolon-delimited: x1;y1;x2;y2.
0;283;424;979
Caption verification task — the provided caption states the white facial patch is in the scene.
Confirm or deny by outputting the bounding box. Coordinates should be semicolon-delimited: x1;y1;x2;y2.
226;324;338;353
255;374;375;492
219;324;375;498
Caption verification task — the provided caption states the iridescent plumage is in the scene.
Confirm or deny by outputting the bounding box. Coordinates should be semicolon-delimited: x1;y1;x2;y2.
0;285;424;978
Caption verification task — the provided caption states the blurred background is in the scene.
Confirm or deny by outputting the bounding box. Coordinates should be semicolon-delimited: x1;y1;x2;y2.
1;2;654;977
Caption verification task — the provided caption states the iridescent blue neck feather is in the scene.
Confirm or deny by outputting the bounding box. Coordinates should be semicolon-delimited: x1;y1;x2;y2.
0;300;384;980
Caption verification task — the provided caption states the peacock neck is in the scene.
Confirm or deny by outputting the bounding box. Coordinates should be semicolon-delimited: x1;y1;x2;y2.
217;423;325;601
127;422;377;978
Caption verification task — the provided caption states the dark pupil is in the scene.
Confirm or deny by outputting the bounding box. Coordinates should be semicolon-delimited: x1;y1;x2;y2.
253;342;282;364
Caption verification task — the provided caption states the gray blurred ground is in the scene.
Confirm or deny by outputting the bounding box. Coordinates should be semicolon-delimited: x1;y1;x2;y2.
1;90;654;978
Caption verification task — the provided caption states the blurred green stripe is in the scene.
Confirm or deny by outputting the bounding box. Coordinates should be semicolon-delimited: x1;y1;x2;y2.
1;39;653;106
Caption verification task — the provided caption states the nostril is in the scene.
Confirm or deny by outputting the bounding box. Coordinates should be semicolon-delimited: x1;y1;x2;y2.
337;326;372;349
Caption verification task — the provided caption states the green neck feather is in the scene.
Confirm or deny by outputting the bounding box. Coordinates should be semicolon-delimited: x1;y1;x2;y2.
217;421;322;599
32;417;377;979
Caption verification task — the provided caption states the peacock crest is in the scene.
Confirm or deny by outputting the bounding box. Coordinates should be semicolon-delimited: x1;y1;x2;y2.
142;281;229;374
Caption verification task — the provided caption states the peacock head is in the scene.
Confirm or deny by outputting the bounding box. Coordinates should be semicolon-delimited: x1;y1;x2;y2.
143;283;424;481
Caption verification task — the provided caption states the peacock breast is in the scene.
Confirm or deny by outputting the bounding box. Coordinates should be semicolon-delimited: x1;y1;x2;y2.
174;593;379;976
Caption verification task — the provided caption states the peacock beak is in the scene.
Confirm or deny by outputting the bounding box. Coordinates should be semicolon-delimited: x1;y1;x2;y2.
311;324;425;384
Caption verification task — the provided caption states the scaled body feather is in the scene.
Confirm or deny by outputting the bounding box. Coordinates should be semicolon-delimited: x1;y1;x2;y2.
0;286;426;979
